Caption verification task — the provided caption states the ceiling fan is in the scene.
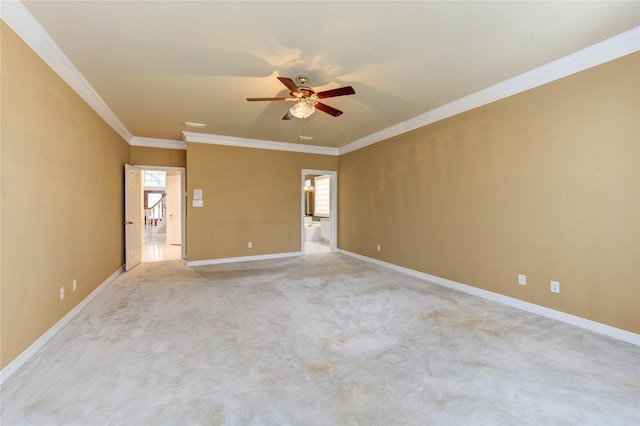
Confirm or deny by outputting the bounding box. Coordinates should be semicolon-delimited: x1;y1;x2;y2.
247;75;355;120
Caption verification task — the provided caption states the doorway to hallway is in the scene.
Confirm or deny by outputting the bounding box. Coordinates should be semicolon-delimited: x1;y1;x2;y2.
137;166;186;262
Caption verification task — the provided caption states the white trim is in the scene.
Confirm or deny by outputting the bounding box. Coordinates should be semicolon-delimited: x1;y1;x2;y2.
186;251;301;267
0;266;124;387
130;137;186;150
339;250;640;346
301;169;338;254
183;132;339;156
0;0;133;144
339;26;640;155
135;165;185;172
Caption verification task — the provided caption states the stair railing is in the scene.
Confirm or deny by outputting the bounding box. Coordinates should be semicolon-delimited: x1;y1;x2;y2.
145;193;167;230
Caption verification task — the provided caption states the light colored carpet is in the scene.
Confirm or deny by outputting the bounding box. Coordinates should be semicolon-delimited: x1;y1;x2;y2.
1;253;638;425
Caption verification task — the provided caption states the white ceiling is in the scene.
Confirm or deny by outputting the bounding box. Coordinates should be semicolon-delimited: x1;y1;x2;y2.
7;1;640;150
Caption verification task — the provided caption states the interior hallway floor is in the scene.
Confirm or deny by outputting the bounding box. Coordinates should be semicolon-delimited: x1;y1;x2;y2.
1;254;638;425
142;236;182;262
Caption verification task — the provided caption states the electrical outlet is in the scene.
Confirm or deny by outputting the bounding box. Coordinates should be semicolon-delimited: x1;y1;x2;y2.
377;244;381;252
518;274;526;285
60;287;65;300
72;279;77;292
248;242;252;249
550;280;560;293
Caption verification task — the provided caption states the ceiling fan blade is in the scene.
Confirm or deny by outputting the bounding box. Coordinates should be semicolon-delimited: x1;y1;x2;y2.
246;97;287;102
317;86;355;99
316;102;343;117
282;110;294;120
277;77;300;93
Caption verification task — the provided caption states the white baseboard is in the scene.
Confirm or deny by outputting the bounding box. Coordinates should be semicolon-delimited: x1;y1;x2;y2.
186;251;302;267
0;266;125;387
339;250;640;346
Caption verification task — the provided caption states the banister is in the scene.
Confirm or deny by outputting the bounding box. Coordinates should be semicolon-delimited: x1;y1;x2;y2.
145;193;167;230
147;193;167;211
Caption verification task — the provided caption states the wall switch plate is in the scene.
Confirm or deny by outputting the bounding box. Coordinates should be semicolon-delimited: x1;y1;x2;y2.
72;279;77;292
518;274;526;285
248;242;252;248
376;244;381;252
550;280;560;293
60;287;65;300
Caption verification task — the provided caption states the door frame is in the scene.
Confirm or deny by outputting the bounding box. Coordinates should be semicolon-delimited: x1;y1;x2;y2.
301;169;337;253
135;165;187;259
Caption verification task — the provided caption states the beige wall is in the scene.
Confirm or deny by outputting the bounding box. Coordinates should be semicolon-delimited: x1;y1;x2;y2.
1;24;130;369
339;53;639;333
186;143;338;261
130;146;186;168
1;19;637;373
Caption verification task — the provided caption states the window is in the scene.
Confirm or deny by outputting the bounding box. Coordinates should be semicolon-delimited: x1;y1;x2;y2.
144;170;166;188
314;175;330;217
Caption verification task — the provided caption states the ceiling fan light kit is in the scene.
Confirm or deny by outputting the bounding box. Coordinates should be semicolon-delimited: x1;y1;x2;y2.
247;75;355;121
289;101;316;119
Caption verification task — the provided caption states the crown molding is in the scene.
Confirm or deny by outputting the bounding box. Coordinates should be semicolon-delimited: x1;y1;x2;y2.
3;0;637;156
183;132;339;156
130;137;186;150
339;26;640;155
0;0;133;144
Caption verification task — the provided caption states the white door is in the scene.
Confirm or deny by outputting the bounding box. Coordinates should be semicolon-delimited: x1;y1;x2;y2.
166;174;182;246
124;165;143;271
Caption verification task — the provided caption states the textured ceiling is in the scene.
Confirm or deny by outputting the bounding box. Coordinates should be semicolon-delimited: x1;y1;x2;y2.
20;1;640;149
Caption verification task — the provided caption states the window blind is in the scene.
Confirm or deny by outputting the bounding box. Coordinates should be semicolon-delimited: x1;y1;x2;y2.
314;175;330;217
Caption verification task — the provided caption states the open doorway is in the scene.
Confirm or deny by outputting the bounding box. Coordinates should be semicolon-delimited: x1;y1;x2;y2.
136;165;186;262
301;169;337;255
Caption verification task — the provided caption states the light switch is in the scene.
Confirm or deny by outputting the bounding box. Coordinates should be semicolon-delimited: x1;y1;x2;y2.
192;200;204;207
193;189;203;200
